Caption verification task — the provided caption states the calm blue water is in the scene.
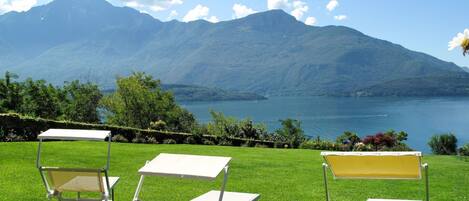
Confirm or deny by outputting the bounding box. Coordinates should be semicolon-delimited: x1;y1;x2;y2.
181;96;469;152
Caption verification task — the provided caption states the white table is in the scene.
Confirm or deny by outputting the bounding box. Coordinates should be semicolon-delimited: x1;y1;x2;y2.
132;153;260;201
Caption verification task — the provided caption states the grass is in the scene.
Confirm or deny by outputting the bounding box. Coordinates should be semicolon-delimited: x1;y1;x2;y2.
0;142;468;201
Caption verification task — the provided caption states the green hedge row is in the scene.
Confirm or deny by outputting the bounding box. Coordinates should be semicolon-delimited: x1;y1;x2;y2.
0;113;275;147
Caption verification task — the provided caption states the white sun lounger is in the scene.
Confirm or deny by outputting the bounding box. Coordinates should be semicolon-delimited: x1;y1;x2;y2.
133;153;260;201
321;152;429;201
37;129;119;201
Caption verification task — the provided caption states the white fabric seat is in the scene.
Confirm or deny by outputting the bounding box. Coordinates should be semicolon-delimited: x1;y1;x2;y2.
191;190;260;201
103;177;120;194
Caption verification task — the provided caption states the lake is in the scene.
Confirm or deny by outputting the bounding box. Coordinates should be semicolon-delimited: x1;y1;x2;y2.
181;96;469;152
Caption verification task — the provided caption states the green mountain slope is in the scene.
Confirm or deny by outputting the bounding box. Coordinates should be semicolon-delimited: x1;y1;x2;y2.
0;0;467;96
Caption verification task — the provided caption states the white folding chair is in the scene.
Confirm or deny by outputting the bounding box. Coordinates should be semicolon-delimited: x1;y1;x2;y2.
37;129;120;201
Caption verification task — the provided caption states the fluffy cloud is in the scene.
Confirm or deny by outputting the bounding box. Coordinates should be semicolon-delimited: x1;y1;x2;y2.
326;0;338;11
267;0;290;10
290;0;308;20
304;16;316;26
206;16;219;23
123;0;183;12
232;3;256;19
183;4;218;23
267;0;309;20
334;14;347;20
0;0;37;14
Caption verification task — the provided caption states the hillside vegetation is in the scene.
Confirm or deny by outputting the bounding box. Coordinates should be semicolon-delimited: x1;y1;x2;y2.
0;0;467;96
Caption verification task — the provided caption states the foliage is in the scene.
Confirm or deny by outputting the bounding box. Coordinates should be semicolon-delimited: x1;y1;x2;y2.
205;110;268;139
336;131;361;151
100;72;196;132
459;143;469;156
0;113;275;148
362;130;409;151
0;72;22;113
0;72;102;123
275;119;306;148
20;78;64;119
62;81;102;123
428;133;458;155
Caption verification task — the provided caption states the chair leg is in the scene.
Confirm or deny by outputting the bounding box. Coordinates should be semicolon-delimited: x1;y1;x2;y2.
322;163;330;201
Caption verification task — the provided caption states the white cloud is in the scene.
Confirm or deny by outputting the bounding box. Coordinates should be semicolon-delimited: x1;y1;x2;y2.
167;10;178;20
123;0;183;12
0;0;37;14
232;3;256;19
304;16;316;26
183;4;209;22
206;16;219;23
326;0;338;11
334;14;347;20
183;4;218;23
267;0;290;10
290;0;308;20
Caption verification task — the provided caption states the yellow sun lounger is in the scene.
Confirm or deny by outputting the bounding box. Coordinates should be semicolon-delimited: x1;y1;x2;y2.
321;152;429;201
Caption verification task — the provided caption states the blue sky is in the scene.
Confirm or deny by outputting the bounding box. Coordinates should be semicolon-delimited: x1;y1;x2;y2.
2;0;469;67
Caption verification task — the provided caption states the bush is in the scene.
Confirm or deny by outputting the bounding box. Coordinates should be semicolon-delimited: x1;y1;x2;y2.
132;134;146;143
184;136;198;144
162;139;177;144
299;140;340;151
458;143;469;156
112;134;128;143
428;133;458;155
218;138;233;146
254;143;269;148
203;139;216;145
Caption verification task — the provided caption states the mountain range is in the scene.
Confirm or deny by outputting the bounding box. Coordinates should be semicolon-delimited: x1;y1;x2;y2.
1;0;468;96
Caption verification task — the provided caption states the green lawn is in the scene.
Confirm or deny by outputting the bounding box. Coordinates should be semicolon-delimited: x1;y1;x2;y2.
1;142;468;201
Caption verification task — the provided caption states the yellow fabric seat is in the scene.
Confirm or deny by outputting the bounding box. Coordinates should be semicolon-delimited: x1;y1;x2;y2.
321;152;429;201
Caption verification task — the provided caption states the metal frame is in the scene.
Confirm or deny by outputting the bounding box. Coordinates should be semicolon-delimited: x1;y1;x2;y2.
132;163;230;201
36;130;115;201
322;162;430;201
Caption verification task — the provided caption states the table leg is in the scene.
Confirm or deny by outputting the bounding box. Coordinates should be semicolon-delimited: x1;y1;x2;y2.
133;175;145;201
218;166;229;201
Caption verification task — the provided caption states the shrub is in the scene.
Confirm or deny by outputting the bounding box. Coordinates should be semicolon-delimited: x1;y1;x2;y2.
275;119;306;148
146;137;159;144
299;140;340;151
149;120;167;130
203;139;216;145
428;133;458;155
218;138;233;146
336;131;361;145
458;143;469;156
184;136;198;144
162;139;177;144
112;134;128;143
132;134;146;143
254;143;269;148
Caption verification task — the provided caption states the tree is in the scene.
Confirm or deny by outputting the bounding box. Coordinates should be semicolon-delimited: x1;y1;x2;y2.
62;81;103;123
100;72;195;131
275;119;306;148
20;78;63;119
0;72;22;112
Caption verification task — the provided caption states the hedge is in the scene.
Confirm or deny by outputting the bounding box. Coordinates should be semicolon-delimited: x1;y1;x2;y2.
0;113;275;148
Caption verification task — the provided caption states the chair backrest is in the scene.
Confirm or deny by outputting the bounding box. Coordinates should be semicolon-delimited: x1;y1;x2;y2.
321;151;422;180
42;168;105;193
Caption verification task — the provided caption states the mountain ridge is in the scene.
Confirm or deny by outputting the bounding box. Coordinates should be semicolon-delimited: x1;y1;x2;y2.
0;0;467;96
